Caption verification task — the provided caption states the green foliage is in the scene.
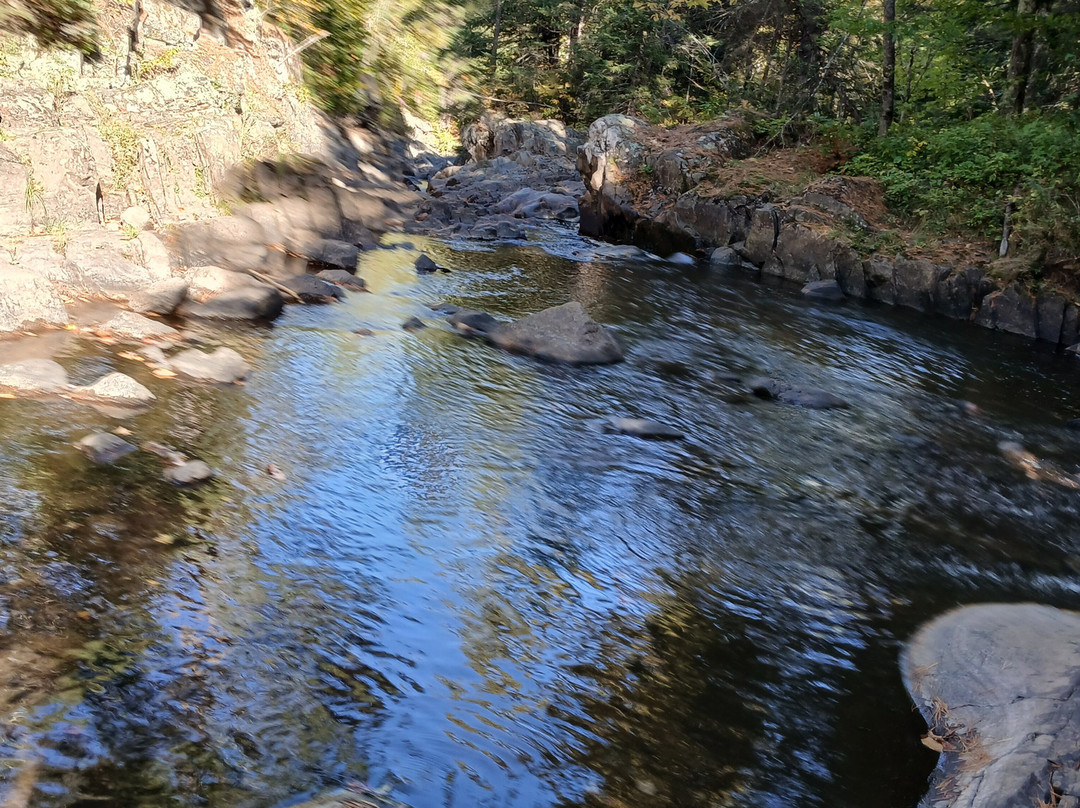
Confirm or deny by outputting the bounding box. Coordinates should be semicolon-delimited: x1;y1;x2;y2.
0;0;99;56
135;48;181;82
846;113;1080;256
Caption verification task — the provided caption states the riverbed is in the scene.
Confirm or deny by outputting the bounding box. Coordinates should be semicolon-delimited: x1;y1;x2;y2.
2;231;1080;808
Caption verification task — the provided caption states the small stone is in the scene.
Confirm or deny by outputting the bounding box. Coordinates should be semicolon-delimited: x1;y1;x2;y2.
170;347;250;384
415;254;440;274
280;274;344;304
164;460;214;486
402;316;426;332
709;246;742;270
0;359;69;393
667;252;696;265
76;433;137;465
747;376;849;410
447;309;500;335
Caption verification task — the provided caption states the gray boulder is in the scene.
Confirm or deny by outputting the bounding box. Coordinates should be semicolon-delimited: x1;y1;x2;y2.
402;316;425;332
0;359;69;393
801;280;845;301
171;216;268;273
747;377;849;410
164;460;214;486
170;347;250;384
316;270;367;291
184;266;264;303
0;267;69;332
416;254;441;274
488;302;625;365
129;278;189;315
902;604;1080;808
709;246;745;271
77;433;137;465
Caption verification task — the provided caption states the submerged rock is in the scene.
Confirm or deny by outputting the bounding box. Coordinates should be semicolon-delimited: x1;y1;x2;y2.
608;417;684;440
317;269;367;291
170;348;250;384
447;309;500;335
487;302;625;365
164;460;214;486
280;274;344;303
402;316;426;332
747;377;849;410
902;604;1080;808
76;433;137;465
0;359;69;393
415;254;442;274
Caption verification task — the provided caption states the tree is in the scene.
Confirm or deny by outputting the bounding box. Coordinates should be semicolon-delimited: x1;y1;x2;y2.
879;0;896;134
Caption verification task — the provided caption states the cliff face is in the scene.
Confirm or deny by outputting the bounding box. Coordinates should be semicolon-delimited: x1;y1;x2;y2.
0;0;332;240
577;114;1079;347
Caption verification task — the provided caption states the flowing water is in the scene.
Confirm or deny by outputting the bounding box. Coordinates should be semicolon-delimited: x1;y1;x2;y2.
2;231;1080;808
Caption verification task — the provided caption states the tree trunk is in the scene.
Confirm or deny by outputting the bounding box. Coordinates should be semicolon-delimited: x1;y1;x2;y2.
491;0;502;79
1006;0;1036;115
879;0;896;135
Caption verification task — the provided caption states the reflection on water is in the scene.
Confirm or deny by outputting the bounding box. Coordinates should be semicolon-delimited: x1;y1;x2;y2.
2;234;1080;808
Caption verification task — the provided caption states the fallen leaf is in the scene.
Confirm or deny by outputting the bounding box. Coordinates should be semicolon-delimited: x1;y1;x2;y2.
0;392;16;399
152;368;178;378
921;733;946;752
113;426;133;436
76;611;92;621
152;534;176;545
266;463;287;481
117;351;143;361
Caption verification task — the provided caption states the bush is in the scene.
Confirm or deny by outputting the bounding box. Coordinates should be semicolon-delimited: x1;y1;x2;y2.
845;113;1080;259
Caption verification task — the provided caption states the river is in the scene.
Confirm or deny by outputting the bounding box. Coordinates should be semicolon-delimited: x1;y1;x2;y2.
1;230;1079;808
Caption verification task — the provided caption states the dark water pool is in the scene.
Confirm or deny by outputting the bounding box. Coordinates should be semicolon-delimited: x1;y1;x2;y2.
2;233;1080;808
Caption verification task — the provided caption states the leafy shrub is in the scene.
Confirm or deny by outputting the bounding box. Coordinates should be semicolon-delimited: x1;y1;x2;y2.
845;113;1080;259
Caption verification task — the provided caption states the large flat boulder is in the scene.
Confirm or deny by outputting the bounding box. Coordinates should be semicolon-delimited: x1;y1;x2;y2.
902;604;1080;808
0;359;69;393
488;302;624;365
0;266;69;333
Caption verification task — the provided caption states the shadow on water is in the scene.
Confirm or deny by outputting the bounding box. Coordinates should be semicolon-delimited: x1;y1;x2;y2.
2;234;1080;807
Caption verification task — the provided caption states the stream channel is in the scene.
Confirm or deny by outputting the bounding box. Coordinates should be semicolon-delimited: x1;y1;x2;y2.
2;229;1080;808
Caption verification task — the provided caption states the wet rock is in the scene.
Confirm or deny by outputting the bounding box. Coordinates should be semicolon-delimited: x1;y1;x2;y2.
170;347;250;384
76;433;137;465
415;254;440;274
0;267;70;332
164;460;214;486
317;270;367;291
129;277;189;315
447;309;500;335
973;283;1038;339
95;311;180;342
280;274;344;303
902;604;1080;808
184;266;265;303
307;238;360;271
801;279;845;301
402;316;426;332
179;286;284;321
608;417;684;440
0;359;69;393
1066;418;1080;431
747;377;849;410
709;246;743;270
487;302;625;365
74;372;155;404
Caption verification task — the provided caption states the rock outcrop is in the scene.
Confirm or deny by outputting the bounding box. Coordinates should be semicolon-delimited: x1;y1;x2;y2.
576;114;1080;345
902;604;1080;808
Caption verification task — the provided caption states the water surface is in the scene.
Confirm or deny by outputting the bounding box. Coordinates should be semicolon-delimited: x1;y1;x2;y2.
2;232;1080;808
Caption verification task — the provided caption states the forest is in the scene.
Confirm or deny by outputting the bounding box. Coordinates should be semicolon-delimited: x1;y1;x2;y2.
6;0;1080;263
